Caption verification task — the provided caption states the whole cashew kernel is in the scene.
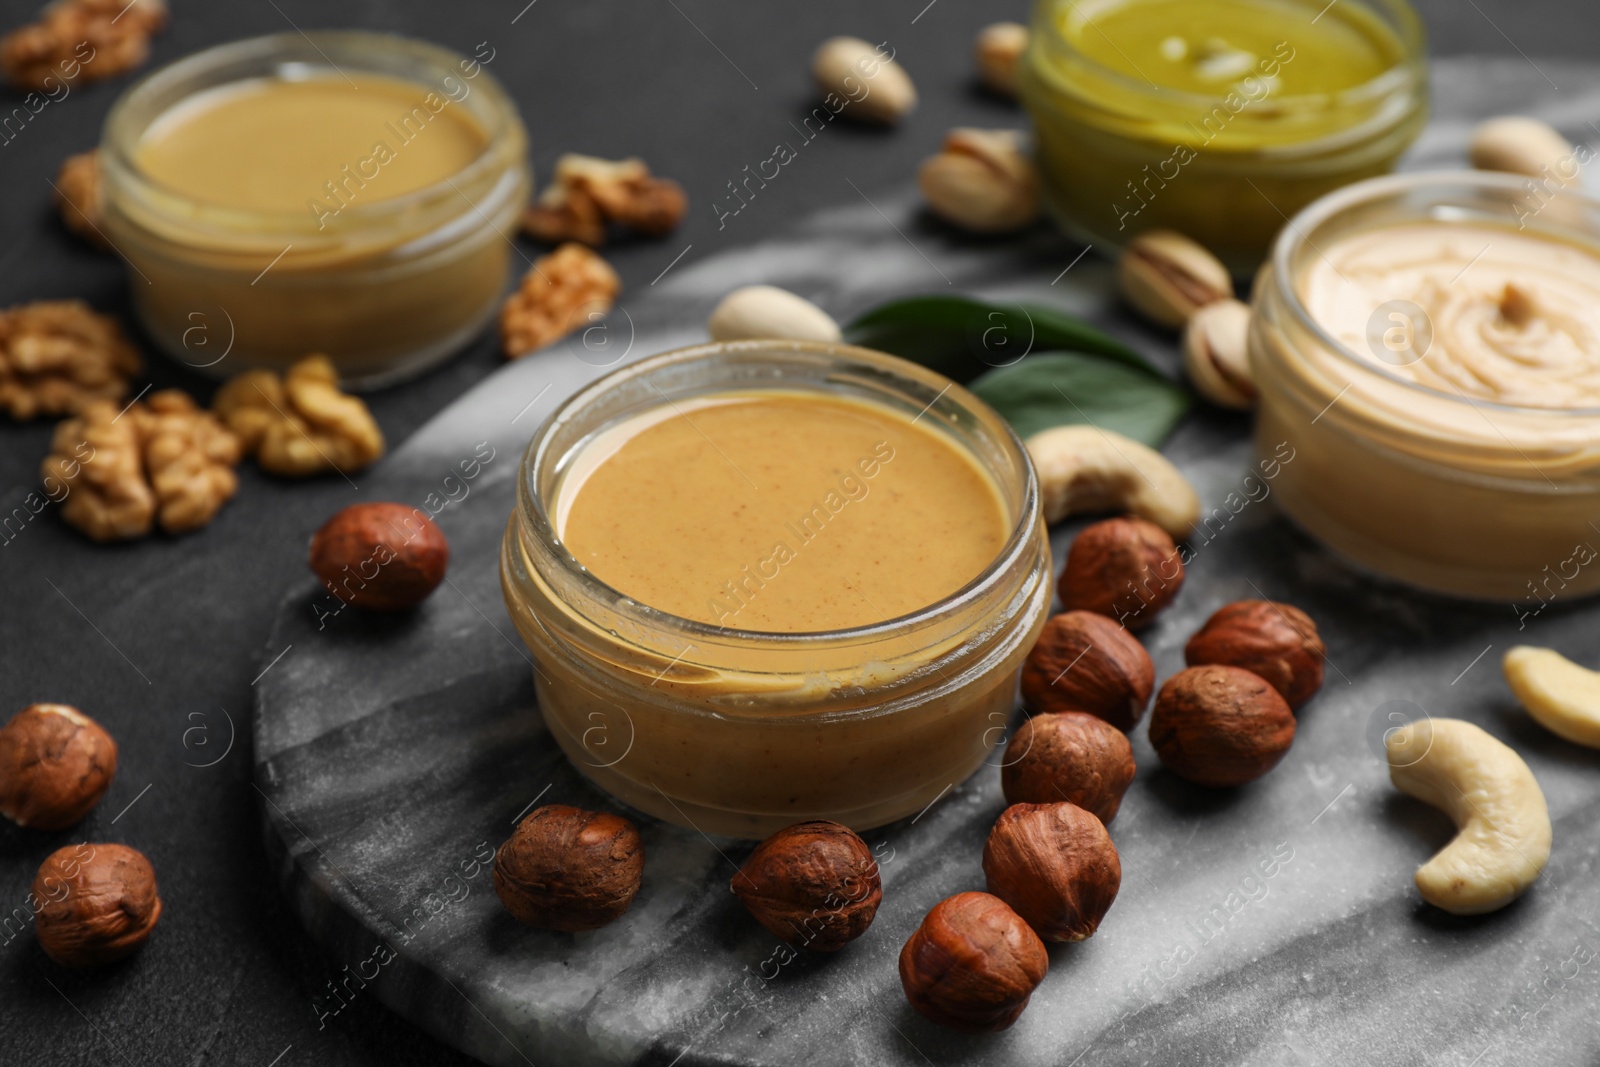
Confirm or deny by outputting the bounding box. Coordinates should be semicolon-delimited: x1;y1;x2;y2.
1504;646;1600;748
1025;425;1199;539
1385;717;1551;915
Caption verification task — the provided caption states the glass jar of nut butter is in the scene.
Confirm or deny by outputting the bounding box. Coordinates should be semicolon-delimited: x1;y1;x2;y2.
1020;0;1428;270
500;342;1054;838
100;32;529;386
1252;172;1600;602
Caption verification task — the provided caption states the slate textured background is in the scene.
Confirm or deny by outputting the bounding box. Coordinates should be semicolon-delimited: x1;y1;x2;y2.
0;1;1591;1065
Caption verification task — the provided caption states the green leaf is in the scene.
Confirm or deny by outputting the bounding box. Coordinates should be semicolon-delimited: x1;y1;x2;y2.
846;295;1155;384
969;352;1192;446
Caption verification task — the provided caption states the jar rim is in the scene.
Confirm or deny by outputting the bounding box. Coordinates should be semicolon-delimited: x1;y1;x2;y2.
1268;169;1600;418
1028;0;1427;117
515;340;1043;646
100;30;524;236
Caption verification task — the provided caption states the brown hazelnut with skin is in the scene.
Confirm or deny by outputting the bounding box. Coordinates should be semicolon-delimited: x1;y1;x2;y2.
1020;610;1155;731
1001;712;1136;823
34;843;161;967
1059;516;1185;630
1185;600;1326;709
731;820;881;951
0;704;117;830
898;891;1048;1032
982;802;1120;942
493;805;644;932
1149;665;1296;787
309;502;450;611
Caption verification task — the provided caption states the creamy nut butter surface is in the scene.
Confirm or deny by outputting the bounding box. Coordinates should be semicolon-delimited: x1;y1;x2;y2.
557;391;1010;633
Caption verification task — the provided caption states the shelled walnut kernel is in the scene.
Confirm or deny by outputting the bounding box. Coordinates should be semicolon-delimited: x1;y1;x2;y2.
136;391;242;534
213;356;384;477
54;149;106;248
1;0;169;91
0;300;139;421
523;154;687;245
42;390;241;540
500;243;621;358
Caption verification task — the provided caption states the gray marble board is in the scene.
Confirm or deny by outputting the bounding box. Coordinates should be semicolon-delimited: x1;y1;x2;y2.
254;59;1600;1067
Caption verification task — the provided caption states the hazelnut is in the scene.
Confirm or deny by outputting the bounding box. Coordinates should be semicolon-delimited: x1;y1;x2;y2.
1185;600;1326;709
1019;610;1154;731
493;805;643;931
1001;712;1136;823
1149;665;1295;787
898;891;1048;1032
34;843;161;967
1059;516;1185;630
309;502;450;611
982;802;1120;942
0;704;117;830
731;820;881;951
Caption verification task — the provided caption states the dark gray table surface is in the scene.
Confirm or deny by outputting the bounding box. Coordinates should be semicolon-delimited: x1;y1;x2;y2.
0;2;1591;1065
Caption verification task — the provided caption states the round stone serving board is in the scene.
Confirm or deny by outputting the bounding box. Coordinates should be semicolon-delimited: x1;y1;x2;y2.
255;59;1600;1067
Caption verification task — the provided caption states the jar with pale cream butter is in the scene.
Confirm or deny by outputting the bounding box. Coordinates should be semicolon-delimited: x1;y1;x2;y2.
1251;172;1600;601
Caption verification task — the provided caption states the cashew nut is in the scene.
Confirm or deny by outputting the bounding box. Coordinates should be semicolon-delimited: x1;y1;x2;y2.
1504;646;1600;748
1025;425;1199;539
1385;717;1551;915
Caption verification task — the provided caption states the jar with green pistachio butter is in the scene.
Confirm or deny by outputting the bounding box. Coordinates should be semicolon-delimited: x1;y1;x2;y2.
1019;0;1428;270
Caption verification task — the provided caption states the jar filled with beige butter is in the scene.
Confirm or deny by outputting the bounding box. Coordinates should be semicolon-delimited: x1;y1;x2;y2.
500;342;1054;839
1252;172;1600;603
100;32;529;386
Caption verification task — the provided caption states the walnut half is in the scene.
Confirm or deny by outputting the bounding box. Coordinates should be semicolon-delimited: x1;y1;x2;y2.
136;391;242;534
213;355;385;478
0;300;140;421
54;150;107;248
40;389;241;541
499;243;621;359
41;398;153;541
522;154;686;246
0;0;169;91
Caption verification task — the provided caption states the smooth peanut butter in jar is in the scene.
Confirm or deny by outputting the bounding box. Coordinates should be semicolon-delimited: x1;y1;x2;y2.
135;76;490;217
100;33;529;386
1251;173;1600;602
501;343;1053;838
558;391;1009;632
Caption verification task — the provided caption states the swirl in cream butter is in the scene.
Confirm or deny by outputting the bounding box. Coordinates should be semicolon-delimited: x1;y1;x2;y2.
1300;222;1600;408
